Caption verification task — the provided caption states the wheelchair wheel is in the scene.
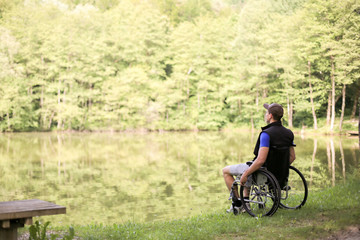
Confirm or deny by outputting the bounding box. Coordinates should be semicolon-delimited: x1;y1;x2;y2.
239;169;281;217
280;166;308;209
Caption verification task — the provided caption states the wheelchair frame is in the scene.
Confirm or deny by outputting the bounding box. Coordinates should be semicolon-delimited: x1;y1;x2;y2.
230;165;308;217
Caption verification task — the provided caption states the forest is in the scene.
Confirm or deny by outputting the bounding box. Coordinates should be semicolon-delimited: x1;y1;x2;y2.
0;0;359;132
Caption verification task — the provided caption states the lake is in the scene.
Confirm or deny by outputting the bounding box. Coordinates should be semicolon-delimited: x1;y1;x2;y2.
0;131;358;226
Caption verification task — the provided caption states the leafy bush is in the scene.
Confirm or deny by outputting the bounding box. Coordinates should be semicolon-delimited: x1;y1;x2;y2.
29;221;75;240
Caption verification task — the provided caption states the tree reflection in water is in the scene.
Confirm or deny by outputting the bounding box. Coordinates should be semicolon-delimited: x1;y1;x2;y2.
0;132;358;225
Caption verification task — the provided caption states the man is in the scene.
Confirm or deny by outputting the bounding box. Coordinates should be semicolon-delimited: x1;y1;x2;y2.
222;103;296;213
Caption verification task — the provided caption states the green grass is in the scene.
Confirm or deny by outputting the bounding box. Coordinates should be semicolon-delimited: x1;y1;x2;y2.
68;176;360;240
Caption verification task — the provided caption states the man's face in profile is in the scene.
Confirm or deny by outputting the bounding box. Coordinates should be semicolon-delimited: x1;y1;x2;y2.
264;110;271;124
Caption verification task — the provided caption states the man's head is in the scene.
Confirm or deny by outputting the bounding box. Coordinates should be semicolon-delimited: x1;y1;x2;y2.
263;103;284;122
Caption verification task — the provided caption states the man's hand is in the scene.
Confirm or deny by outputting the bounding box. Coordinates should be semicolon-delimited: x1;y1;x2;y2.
240;174;248;186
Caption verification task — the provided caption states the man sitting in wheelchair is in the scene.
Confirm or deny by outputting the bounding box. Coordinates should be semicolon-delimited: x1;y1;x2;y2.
222;103;296;214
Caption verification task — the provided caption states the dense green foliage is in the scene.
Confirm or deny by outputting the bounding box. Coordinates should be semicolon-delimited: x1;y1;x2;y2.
0;0;359;131
29;220;75;240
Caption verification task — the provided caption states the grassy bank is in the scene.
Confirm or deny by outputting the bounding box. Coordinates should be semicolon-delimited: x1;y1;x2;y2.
63;175;360;240
226;117;359;135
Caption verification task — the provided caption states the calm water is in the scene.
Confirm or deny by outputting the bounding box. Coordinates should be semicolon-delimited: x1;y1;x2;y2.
0;131;358;226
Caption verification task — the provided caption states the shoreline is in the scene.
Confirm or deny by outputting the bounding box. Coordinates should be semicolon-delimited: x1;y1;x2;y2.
18;177;360;240
0;128;358;139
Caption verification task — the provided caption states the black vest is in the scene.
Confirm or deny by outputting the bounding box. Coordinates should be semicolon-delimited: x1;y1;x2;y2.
253;121;295;187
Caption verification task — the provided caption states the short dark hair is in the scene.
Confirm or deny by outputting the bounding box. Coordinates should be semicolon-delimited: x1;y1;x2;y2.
263;103;284;121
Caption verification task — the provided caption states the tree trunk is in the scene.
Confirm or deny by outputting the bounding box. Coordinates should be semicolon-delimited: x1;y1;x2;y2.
7;112;10;131
63;86;67;130
251;115;254;132
335;94;341;104
40;55;44;129
351;87;360;119
57;79;62;130
289;101;293;127
326;92;331;126
263;89;267;98
287;96;293;128
308;61;317;129
330;56;336;131
49;111;55;129
339;84;346;132
255;55;259;109
187;67;192;99
41;85;44;129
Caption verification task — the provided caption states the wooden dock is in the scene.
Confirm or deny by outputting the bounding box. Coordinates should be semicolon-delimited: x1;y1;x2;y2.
348;131;359;136
0;199;66;240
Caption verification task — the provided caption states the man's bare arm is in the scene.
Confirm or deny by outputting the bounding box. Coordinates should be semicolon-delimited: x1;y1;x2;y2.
240;147;269;185
289;146;295;164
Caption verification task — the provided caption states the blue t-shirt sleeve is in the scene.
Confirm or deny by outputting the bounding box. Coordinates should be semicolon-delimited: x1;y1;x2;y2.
259;132;270;148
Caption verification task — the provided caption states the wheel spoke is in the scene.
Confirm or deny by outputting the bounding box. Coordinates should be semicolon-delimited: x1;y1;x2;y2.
240;169;281;217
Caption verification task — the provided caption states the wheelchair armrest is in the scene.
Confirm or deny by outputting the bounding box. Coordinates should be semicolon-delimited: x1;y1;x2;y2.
246;161;253;166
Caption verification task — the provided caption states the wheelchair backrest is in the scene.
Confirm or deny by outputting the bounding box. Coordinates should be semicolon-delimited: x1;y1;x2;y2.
265;146;290;188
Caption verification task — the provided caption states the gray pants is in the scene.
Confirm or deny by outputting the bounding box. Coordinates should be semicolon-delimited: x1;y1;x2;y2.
229;163;252;187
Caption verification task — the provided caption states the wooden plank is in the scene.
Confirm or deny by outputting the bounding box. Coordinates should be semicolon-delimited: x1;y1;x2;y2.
0;200;66;220
1;221;9;229
0;227;17;240
20;218;33;225
25;218;33;225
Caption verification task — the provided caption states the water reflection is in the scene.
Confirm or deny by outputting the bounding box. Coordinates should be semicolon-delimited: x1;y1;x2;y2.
309;138;317;187
0;132;358;226
302;135;359;189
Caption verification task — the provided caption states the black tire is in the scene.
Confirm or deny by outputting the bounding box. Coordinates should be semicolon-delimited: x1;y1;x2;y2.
279;166;308;209
239;169;281;217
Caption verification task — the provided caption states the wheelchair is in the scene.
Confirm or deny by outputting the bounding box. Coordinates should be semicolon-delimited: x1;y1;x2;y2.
229;148;308;217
